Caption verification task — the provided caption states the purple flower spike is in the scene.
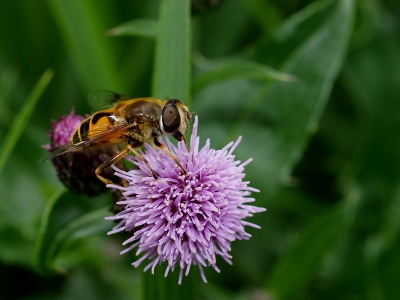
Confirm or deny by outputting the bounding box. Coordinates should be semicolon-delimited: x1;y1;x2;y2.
106;116;266;284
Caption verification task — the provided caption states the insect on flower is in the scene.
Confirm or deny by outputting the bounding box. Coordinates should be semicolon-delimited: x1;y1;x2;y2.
106;116;266;284
42;91;192;185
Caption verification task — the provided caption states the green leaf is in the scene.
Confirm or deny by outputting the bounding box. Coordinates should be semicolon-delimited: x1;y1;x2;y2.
107;19;157;38
0;68;53;175
46;0;126;92
151;0;190;102
343;29;400;199
34;189;111;274
267;205;348;299
193;0;254;58
34;188;66;273
254;0;335;67
241;0;283;32
192;59;295;95
192;0;354;197
343;24;400;300
48;207;111;271
375;237;400;300
59;266;141;300
0;66;19;104
241;0;355;196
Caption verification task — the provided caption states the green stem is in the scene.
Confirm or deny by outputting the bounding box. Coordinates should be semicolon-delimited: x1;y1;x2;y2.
144;0;197;299
143;269;199;300
152;0;191;104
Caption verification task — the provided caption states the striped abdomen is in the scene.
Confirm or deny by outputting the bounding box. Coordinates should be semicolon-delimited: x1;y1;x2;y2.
71;111;116;143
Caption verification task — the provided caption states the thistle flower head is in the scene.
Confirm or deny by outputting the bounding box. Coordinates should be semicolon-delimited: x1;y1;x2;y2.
106;116;266;284
44;110;84;151
44;110;114;197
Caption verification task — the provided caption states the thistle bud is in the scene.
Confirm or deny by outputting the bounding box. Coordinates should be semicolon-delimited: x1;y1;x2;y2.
44;110;115;197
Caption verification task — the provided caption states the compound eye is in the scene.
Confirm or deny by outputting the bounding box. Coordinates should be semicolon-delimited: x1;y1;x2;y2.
162;104;180;133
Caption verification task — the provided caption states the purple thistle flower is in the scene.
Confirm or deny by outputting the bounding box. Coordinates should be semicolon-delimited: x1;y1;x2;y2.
44;110;84;151
106;116;266;284
44;110;116;197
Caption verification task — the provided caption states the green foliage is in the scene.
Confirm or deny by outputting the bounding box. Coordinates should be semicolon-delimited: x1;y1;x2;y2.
107;19;157;38
0;69;54;174
152;0;190;101
1;0;400;299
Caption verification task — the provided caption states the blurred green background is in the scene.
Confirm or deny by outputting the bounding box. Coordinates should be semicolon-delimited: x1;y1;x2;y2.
1;0;400;299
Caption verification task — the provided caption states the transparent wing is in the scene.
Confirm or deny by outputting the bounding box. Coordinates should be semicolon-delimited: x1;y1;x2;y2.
41;123;134;161
88;90;131;110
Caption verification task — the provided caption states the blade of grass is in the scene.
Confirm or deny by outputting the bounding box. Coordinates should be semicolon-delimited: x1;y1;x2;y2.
107;19;157;38
46;0;125;92
0;67;19;127
34;187;66;274
259;0;355;297
47;207;111;272
0;68;54;174
267;189;358;299
0;67;19;104
242;0;283;32
241;0;355;196
343;26;400;300
34;188;111;274
151;0;190;103
193;59;295;95
146;0;196;299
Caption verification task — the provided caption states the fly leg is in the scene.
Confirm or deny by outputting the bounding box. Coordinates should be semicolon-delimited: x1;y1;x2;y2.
95;148;129;185
153;137;187;175
127;144;159;179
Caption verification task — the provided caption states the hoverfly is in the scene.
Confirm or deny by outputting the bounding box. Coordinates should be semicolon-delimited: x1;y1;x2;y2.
43;91;192;185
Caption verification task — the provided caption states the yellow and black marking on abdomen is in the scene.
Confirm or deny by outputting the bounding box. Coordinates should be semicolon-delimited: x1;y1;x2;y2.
72;111;114;143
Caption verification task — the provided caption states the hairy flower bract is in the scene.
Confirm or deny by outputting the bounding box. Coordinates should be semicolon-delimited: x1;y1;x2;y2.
106;116;266;284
